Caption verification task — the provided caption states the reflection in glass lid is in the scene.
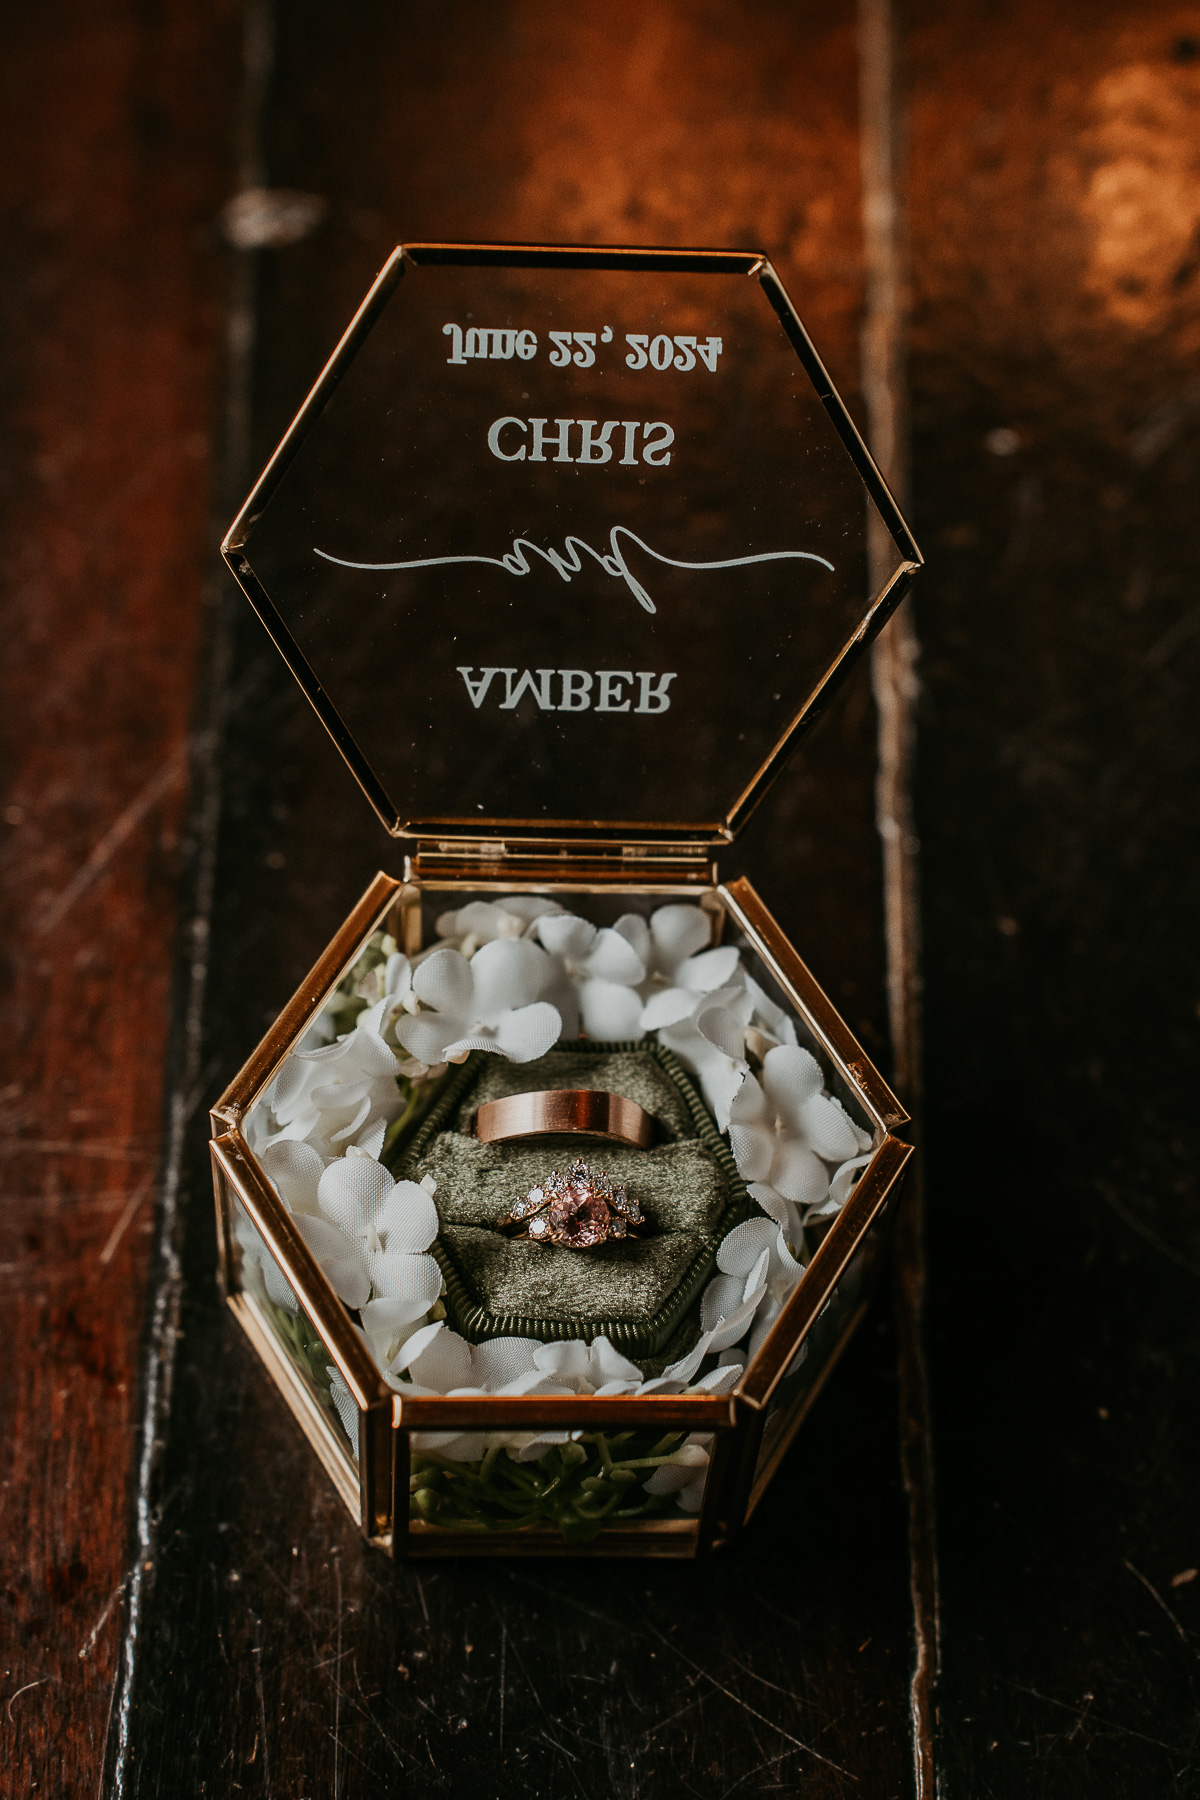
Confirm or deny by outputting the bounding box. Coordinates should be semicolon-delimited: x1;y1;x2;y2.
225;245;920;843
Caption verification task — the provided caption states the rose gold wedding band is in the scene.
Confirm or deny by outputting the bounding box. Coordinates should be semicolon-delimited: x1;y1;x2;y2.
472;1090;656;1149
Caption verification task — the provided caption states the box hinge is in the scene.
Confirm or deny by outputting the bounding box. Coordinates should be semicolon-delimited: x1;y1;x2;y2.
406;836;718;886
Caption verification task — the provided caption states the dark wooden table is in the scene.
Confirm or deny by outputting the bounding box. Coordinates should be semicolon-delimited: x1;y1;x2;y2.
4;3;1199;1794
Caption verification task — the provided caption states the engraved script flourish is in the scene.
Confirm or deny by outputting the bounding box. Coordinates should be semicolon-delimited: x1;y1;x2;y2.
312;526;834;616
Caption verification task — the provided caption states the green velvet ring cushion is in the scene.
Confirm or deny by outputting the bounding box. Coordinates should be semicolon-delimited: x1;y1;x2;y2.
399;1041;749;1361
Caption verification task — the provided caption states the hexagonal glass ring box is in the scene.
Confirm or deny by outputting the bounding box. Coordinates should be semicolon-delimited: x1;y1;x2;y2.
210;243;922;1559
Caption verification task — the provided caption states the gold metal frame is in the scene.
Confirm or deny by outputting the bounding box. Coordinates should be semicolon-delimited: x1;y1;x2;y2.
209;867;913;1559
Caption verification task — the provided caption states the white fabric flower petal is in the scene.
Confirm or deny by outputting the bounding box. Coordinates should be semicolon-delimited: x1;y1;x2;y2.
389;1318;445;1374
491;1001;562;1062
407;1325;475;1391
643;1440;709;1495
826;1152;874;1211
693;1363;742;1394
587;1336;644;1387
584;928;646;985
470;937;554;1015
613;913;651;963
295;1214;372;1308
743;973;798;1046
362;1296;427;1362
728;1121;773;1182
534;913;597;960
329;1092;373;1144
317;1155;396;1230
412;946;475;1014
701;1273;746;1334
761;1044;824;1126
377;1182;439;1254
578;979;644;1040
394;1013;460;1065
262;1257;300;1313
354;1117;388;1161
656;1019;746;1131
533;1340;593;1389
369;1249;443;1308
326;1368;360;1447
639;986;700;1031
749;1290;784;1361
747;1182;791;1229
649;904;710;969
345;1025;402;1078
471;1337;542;1388
717;1217;779;1278
678;945;742;993
694;1001;747;1063
660;1329;717;1385
768;1138;831;1206
259;1139;325;1214
800;1093;866;1163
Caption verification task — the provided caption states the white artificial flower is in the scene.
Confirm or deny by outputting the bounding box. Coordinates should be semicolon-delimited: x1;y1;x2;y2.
635;904;742;1031
435;896;563;957
305;1149;443;1315
384;1322;574;1461
657;986;753;1129
354;951;415;1040
264;1011;406;1156
533;912;649;1038
642;1433;713;1513
394;938;562;1065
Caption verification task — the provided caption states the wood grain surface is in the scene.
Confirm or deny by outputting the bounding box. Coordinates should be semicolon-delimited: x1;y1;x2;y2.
0;4;239;1793
4;1;1199;1796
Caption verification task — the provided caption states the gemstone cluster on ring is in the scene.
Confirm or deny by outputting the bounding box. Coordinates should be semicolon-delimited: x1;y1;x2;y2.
499;1158;645;1249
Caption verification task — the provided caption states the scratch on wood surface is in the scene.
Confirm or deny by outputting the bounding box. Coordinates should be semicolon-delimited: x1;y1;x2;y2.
1124;1560;1190;1645
646;1625;853;1780
6;1676;52;1719
252;1643;272;1798
99;1177;153;1265
1009;1681;1180;1751
36;738;191;936
0;1139;159;1163
331;1550;344;1800
79;1584;126;1659
498;1622;506;1752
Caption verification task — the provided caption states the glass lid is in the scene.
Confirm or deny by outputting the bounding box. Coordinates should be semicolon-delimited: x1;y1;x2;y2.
225;244;920;845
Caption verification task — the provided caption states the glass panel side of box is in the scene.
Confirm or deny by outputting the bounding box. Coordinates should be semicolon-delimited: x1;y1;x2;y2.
236;256;906;834
227;1188;361;1475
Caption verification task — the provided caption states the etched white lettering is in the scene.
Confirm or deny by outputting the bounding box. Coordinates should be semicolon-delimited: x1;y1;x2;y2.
529;418;575;463
559;670;593;711
650;334;674;370
625;333;649;369
572;332;597;367
500;668;556;710
672;335;697;371
443;322;467;364
457;666;508;708
635;671;676;713
487;416;528;461
548;331;574;368
641;421;674;466
696;336;723;372
619;421;640;465
596;670;634;712
577;420;617;464
516;329;537;360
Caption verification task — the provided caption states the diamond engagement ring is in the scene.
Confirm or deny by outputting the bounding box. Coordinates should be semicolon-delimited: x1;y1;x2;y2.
495;1158;647;1249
